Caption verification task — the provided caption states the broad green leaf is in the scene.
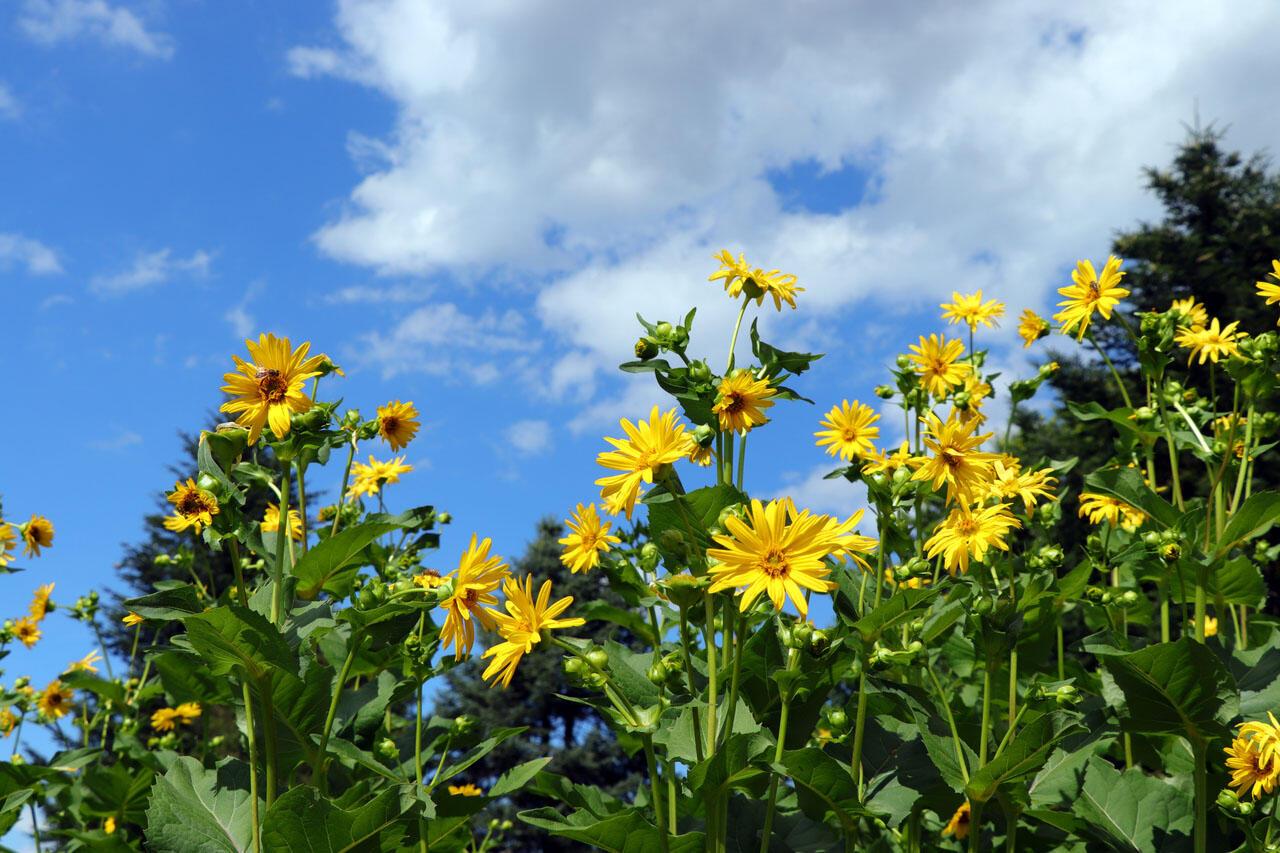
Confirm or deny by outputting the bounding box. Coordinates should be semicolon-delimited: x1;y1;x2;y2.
144;756;258;853
489;758;553;799
1084;466;1180;529
1070;755;1193;852
1170;555;1265;608
577;600;657;645
60;672;127;706
1066;401;1142;436
152;650;235;705
261;786;409;852
124;584;203;620
1213;491;1280;559
687;732;772;804
1028;736;1113;809
292;522;397;600
183;605;297;682
1096;637;1237;743
779;748;881;833
362;504;435;530
432;727;527;788
519;806;705;853
645;483;746;566
965;712;1082;804
853;587;940;643
603;640;661;708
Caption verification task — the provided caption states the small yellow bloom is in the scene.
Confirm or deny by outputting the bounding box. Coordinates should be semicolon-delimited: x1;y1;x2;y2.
163;478;220;534
986;458;1057;513
67;650;102;674
911;412;998;506
815;400;880;461
348;455;414;501
708;250;804;311
0;522;17;568
924;503;1020;576
940;290;1005;331
1017;309;1050;348
412;570;445;589
1255;260;1280;317
104;817;116;834
37;680;73;720
862;441;916;476
439;535;509;660
1226;715;1280;799
29;583;55;622
219;333;327;445
1175;317;1243;365
262;503;303;541
151;707;180;732
594;406;693;519
13;617;41;649
907;335;970;398
0;708;18;737
1054;256;1129;341
123;611;145;627
558;503;621;574
1204;615;1219;638
481;574;585;689
713;370;775;434
1078;492;1145;533
1169;297;1208;329
688;443;714;467
377;400;421;451
175;702;202;724
21;515;54;558
448;783;484;797
942;801;972;840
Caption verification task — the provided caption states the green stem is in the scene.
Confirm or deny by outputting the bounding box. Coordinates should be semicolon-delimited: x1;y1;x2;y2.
1193;738;1207;853
851;671;870;798
296;461;309;554
722;607;746;744
271;463;292;625
736;432;747;491
1087;331;1134;410
677;608;705;762
726;300;749;373
978;659;994;768
332;435;357;536
241;680;262;853
91;623;116;681
759;647;799;853
427;734;452;790
261;686;279;806
1007;649;1018;737
316;633;361;793
29;800;41;853
703;595;718;757
644;736;669;853
1056;616;1065;681
924;659;969;783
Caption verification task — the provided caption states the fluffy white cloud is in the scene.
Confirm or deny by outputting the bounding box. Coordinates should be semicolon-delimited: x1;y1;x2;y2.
294;0;1280;414
0;83;19;120
352;301;531;380
18;0;175;59
90;248;212;296
504;419;552;456
0;232;62;275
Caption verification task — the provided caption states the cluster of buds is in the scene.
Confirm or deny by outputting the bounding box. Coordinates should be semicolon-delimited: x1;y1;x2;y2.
634;316;692;361
564;647;611;690
1029;682;1081;706
867;638;924;670
1216;788;1258;819
69;591;101;624
646;652;684;690
1025;544;1064;571
401;632;432;681
1008;362;1060;405
776;620;831;657
1084;586;1141;608
1141;529;1183;563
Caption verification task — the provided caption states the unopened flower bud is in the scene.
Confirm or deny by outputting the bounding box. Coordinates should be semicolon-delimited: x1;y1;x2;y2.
587;649;609;670
895;354;913;370
634;337;660;361
437;511;452;524
874;385;895;400
693;423;716;447
828;709;848;730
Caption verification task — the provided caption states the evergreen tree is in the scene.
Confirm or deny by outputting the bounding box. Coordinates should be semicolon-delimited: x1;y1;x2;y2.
431;518;646;852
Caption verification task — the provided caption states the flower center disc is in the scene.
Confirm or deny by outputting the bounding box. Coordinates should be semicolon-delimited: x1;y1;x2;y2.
760;548;790;579
255;368;289;403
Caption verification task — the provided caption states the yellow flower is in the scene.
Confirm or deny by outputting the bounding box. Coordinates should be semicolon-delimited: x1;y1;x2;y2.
21;514;54;558
448;783;484;797
942;801;971;840
688;444;714;467
348;455;414;500
706;499;857;618
0;708;18;737
412;570;445;589
37;680;72;720
219;333;326;445
862;441;916;476
907;335;970;398
29;583;55;622
815;400;880;461
67;650;101;674
1169;297;1209;329
481;574;585;689
1226;722;1280;800
162;478;220;534
1054;256;1129;341
13;617;41;649
262;503;303;541
987;458;1057;513
175;702;202;724
558;503;621;574
0;522;17;568
1175;317;1243;365
911;412;998;505
151;707;179;732
940;290;1005;331
1017;309;1050;348
1204;615;1219;638
1078;492;1145;533
439;535;509;660
708;250;804;311
713;370;775;434
104;817;116;834
594;406;694;519
924;503;1020;576
377;400;420;451
1255;260;1280;316
123;611;145;627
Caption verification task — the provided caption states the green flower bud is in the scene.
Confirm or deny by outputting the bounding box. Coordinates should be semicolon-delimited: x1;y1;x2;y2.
1217;788;1239;810
436;511;452;524
1239;801;1255;816
874;385;895;400
688;360;712;383
693;423;716;447
1120;590;1139;606
564;657;584;676
375;738;399;760
828;709;848;730
895;354;913;370
809;629;830;656
501;820;513;831
587;649;609;670
640;541;661;572
634;337;660;361
452;715;475;736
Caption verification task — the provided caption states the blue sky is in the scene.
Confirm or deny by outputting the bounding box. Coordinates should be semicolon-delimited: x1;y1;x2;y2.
2;0;1279;753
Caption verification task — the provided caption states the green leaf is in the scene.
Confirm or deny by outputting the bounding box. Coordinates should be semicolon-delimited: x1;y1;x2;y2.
577;600;657;645
292;522;397;600
519;806;705;853
432;727;527;789
183;605;297;682
1213;491;1280;559
1028;737;1112;809
1066;401;1144;437
645;484;746;567
1070;755;1193;852
779;748;881;833
687;732;772;804
489;758;553;799
1083;467;1180;529
198;433;245;505
124;584;203;620
1170;555;1265;608
853;587;940;643
1096;637;1238;743
964;712;1082;804
60;671;127;706
261;786;409;852
144;756;258;853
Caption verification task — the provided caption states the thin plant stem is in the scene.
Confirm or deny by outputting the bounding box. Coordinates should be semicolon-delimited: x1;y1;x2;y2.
316;634;361;793
703;595;719;757
91;623;116;681
978;658;994;768
759;647;800;852
1087;331;1134;410
28;801;41;853
1193;738;1208;853
332;435;358;536
676;608;705;762
270;463;292;625
644;736;669;853
924;659;969;783
296;461;309;554
241;679;262;853
726;300;749;373
722;607;747;743
736;432;747;491
261;687;280;806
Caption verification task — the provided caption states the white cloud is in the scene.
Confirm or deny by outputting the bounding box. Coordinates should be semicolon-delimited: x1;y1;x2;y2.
88;428;143;451
504;419;552;456
296;1;1280;418
353;301;531;380
324;283;432;305
0;232;62;275
0;83;20;120
225;304;254;338
90;248;212;296
773;464;869;519
18;0;175;59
